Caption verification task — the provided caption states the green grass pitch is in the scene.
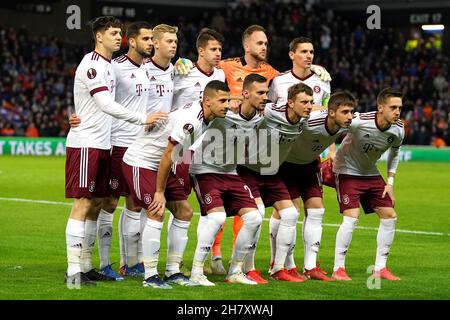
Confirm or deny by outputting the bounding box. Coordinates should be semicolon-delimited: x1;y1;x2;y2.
0;155;449;300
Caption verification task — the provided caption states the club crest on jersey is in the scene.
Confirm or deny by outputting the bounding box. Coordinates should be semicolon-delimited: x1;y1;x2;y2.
204;193;212;205
144;194;152;204
314;85;321;93
387;135;394;144
183;123;194;135
87;68;97;79
110;179;119;190
88;181;96;192
342;194;350;205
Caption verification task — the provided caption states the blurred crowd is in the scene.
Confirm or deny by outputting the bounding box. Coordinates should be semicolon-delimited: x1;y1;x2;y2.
1;0;449;147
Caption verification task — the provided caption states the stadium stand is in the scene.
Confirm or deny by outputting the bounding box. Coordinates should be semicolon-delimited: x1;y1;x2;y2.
0;1;448;146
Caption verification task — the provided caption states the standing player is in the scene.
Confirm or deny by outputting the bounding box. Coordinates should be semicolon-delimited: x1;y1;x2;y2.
271;91;356;281
332;88;404;281
64;16;155;286
268;37;330;107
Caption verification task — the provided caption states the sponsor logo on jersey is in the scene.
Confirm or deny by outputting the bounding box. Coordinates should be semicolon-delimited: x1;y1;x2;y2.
237;77;244;82
110;179;119;190
314;85;321;93
150;76;157;81
89;181;96;192
144;193;152;204
131;73;136;79
204;193;212;205
87;68;97;79
194;82;202;87
364;134;370;138
183;123;194;135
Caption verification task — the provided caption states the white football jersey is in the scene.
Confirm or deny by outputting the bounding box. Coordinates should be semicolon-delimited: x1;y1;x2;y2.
244;103;305;174
268;70;331;106
190;108;264;175
66;51;116;149
172;64;225;111
145;58;174;113
110;55;151;147
286;110;347;164
123;100;209;171
333;111;404;176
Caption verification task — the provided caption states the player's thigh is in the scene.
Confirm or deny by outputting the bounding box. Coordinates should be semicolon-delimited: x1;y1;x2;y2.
304;197;324;213
102;195;119;213
342;208;360;219
272;199;295;211
125;195;142;212
70;197;92;220
272;197;301;219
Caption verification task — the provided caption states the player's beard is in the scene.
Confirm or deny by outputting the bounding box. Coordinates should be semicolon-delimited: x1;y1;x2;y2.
250;51;266;62
136;46;153;58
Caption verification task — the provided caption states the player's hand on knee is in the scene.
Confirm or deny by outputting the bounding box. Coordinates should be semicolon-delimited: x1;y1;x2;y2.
69;113;81;128
174;57;193;75
310;64;332;82
148;191;166;217
382;185;395;206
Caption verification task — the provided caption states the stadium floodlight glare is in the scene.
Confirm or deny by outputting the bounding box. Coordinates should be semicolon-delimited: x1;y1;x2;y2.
421;24;445;31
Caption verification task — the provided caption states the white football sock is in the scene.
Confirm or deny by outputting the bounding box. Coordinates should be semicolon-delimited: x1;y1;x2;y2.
303;208;325;270
81;219;97;273
272;207;299;274
197;215;208;240
192;212;226;276
66;218;85;276
97;209;114;269
118;209;126;267
123;207;142;268
166;218;190;277
374;218;397;271
334;216;358;272
230;210;262;275
243;204;265;273
142;218;163;279
269;216;281;269
137;209;146;263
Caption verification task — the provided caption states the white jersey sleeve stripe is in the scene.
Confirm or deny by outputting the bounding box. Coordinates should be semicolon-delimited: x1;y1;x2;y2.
89;86;109;96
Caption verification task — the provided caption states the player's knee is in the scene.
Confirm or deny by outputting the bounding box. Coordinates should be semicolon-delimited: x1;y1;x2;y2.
242;210;263;230
207;211;227;228
306;208;325;221
278;206;299;226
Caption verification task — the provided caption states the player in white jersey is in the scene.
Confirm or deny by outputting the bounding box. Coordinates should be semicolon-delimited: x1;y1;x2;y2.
268;37;331;107
188;74;266;285
272;91;357;282
145;24;178;113
172;28;226;110
64;16;156;286
122;80;230;288
235;82;313;282
332;88;404;281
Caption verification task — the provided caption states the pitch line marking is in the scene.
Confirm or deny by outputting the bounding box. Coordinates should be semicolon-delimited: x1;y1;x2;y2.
1;196;449;237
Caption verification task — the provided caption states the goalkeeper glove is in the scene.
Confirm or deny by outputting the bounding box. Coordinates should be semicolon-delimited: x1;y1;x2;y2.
310;64;332;82
174;57;193;75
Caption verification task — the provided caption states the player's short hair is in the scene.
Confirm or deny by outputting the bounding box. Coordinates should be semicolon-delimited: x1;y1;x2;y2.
328;91;357;112
152;24;178;40
196;28;224;49
126;21;152;40
377;88;403;105
91;16;122;41
242;25;266;45
289;37;313;52
243;73;267;90
204;80;230;97
287;83;313;101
